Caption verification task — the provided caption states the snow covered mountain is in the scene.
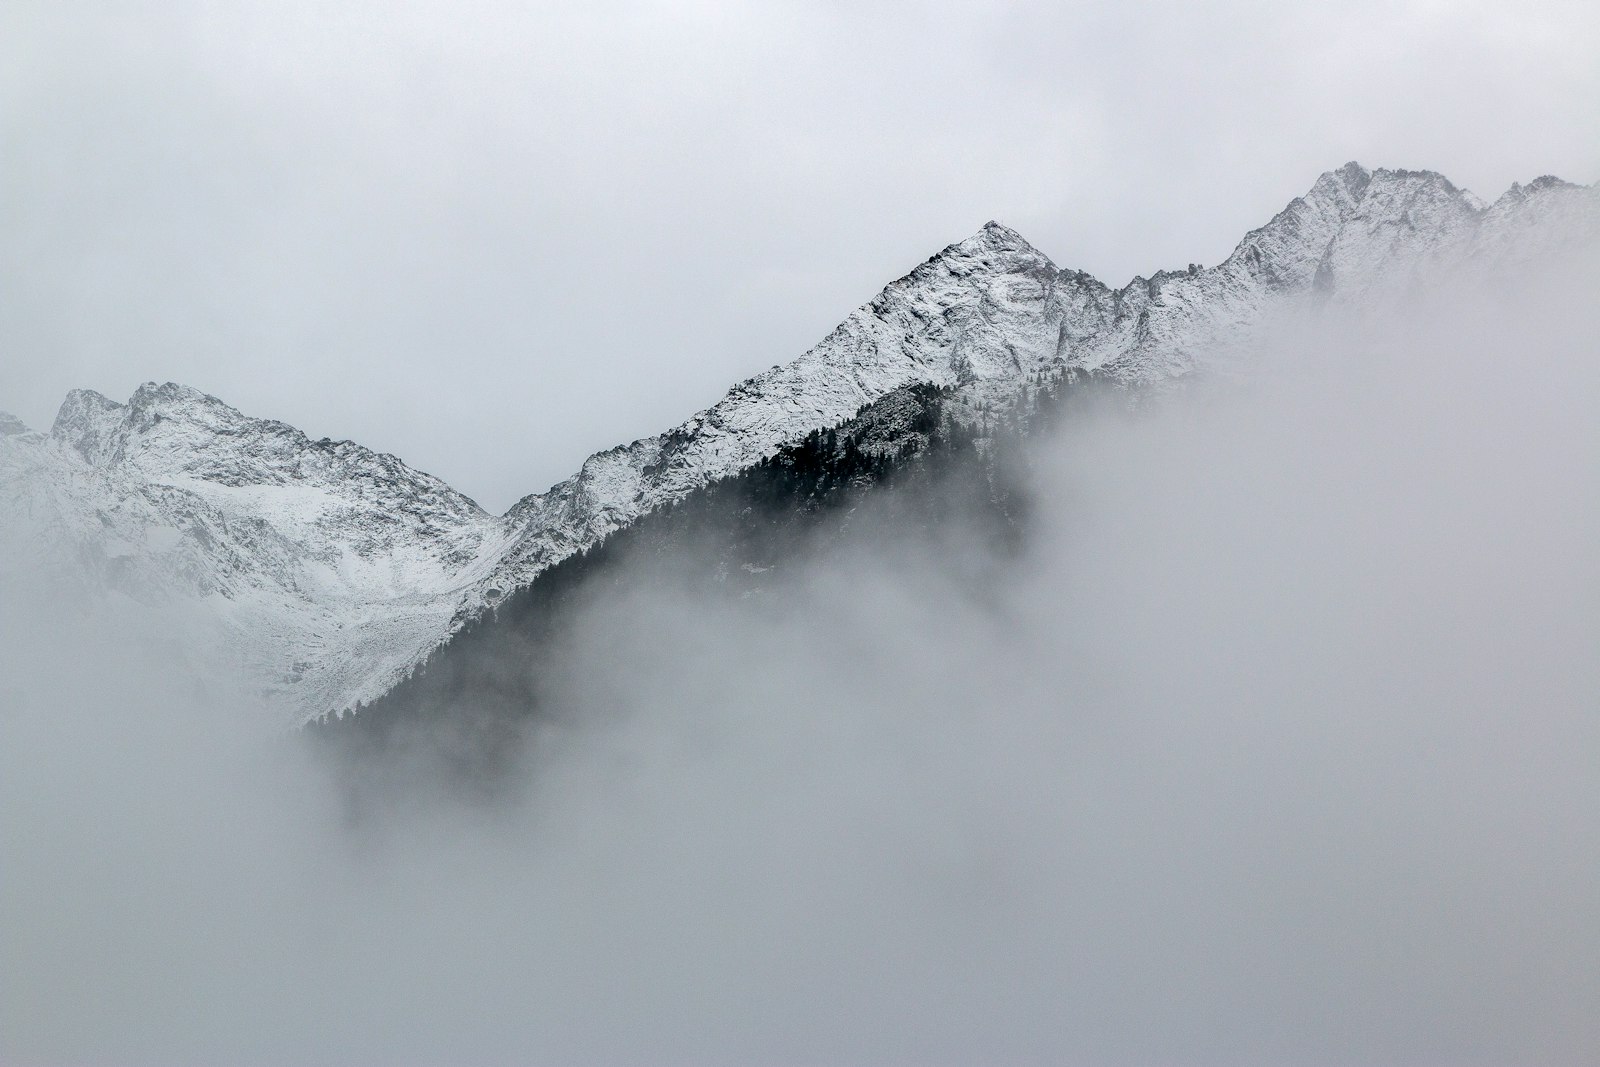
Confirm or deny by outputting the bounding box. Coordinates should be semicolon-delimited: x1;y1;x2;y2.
1;384;516;720
3;163;1593;725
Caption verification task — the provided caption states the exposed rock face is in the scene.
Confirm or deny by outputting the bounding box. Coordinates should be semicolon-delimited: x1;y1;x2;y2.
3;164;1593;724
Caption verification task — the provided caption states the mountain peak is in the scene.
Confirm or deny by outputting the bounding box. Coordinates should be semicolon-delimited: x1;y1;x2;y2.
1331;160;1373;199
939;220;1054;274
50;382;244;465
1525;174;1575;192
1304;161;1377;214
980;219;1024;240
127;381;233;417
51;389;127;463
962;219;1038;250
1222;161;1489;294
53;387;121;421
1305;162;1470;217
1495;174;1581;205
0;411;30;436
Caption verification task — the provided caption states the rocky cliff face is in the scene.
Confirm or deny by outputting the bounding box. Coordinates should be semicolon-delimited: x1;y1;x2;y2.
3;163;1593;724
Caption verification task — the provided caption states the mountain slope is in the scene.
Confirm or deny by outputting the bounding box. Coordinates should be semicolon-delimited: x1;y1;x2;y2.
3;163;1593;725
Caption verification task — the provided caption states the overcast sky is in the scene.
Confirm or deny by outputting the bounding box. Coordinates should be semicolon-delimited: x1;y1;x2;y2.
4;0;1597;512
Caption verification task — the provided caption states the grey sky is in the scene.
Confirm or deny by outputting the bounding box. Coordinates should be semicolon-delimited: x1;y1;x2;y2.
4;0;1597;511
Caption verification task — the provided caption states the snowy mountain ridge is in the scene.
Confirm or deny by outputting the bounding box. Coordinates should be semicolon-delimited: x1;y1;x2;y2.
3;163;1594;725
473;164;1596;611
2;382;516;718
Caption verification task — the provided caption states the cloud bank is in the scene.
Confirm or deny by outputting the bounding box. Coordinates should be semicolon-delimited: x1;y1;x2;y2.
2;254;1597;1065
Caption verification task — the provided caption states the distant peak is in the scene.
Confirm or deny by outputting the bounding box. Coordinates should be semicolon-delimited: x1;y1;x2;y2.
47;382;241;464
52;388;123;430
58;387;122;412
0;411;29;436
972;219;1029;245
944;220;1053;267
1502;174;1579;199
128;381;226;411
1305;161;1373;208
1526;174;1575;191
1334;160;1372;199
51;388;128;462
1290;162;1484;232
1489;174;1584;211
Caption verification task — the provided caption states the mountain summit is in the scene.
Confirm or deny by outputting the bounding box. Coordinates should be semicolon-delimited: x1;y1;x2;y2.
2;164;1594;724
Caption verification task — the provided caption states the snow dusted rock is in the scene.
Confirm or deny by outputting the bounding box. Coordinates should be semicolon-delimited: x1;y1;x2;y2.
48;382;510;581
3;164;1593;724
2;383;514;725
485;220;1063;592
475;164;1597;605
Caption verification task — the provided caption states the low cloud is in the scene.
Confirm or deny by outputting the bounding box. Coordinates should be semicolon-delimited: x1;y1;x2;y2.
3;253;1597;1065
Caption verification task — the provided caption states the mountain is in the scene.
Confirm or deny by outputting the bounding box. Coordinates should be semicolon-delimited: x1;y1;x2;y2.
460;164;1597;609
1;383;515;721
2;163;1594;726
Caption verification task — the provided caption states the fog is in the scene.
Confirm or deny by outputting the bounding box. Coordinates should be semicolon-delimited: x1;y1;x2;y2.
3;259;1598;1065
